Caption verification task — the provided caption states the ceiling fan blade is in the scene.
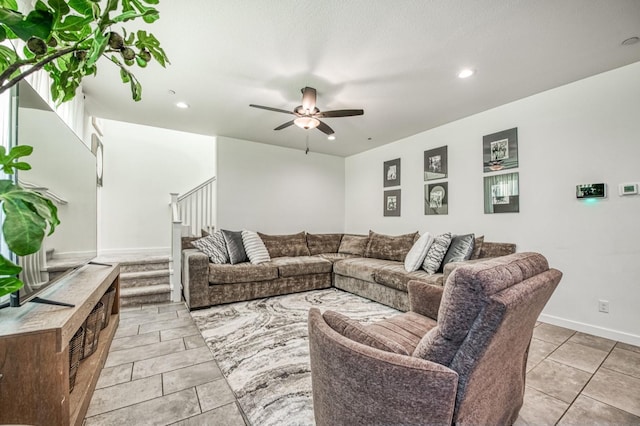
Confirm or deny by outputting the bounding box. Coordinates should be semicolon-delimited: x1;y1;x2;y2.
301;87;317;112
316;109;364;118
274;120;295;131
316;120;334;136
250;104;294;115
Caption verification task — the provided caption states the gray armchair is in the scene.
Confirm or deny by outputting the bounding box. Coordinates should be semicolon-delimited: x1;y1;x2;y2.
308;252;562;425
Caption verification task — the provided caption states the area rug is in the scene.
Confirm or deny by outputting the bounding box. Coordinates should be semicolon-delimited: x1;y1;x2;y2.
190;288;399;425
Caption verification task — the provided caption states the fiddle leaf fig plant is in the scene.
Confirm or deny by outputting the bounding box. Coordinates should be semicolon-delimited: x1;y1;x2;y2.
0;0;169;102
0;145;59;298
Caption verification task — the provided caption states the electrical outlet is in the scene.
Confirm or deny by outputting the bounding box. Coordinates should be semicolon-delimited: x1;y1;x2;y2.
598;300;610;313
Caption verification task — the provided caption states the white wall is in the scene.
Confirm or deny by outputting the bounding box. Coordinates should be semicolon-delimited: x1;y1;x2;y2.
345;62;640;345
216;137;344;233
99;120;215;254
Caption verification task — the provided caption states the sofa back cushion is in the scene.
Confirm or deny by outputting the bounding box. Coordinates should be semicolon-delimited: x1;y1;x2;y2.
365;231;418;262
338;234;369;256
257;231;311;258
306;233;343;255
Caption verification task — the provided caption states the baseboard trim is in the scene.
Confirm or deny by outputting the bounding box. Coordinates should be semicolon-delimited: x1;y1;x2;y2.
538;313;640;347
98;247;170;257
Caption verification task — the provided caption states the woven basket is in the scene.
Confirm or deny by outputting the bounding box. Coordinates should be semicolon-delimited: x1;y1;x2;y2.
100;287;116;330
69;325;84;392
81;301;105;359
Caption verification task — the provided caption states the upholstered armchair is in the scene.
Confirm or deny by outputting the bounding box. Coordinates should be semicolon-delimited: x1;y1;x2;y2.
308;252;562;425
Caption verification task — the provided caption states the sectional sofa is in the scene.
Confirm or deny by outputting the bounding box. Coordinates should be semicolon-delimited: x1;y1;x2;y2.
182;231;515;311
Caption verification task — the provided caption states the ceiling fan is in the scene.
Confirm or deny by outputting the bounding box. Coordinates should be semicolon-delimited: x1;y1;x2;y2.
250;87;364;136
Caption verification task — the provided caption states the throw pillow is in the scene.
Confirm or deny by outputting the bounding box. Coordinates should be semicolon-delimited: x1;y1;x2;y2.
338;234;369;255
257;231;310;258
440;233;475;270
221;230;248;264
306;233;343;255
470;235;485;260
364;230;418;262
323;310;409;355
422;232;452;274
404;232;435;272
191;232;229;264
241;230;271;264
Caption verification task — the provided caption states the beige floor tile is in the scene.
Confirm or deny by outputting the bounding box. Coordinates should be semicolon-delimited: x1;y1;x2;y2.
132;346;214;380
109;331;160;352
527;338;560;372
518;386;568;425
138;317;195;334
95;363;133;389
119;310;179;328
533;323;575;346
569;332;616;352
583;367;640;417
86;375;162;417
548;341;609;373
113;323;139;339
602;347;640;379
184;334;207;349
558;395;640;425
172;402;245;426
85;388;201;426
163;361;223;395
196;378;238;412
105;338;184;368
161;324;201;341
526;359;592;403
617;341;640;354
157;302;188;313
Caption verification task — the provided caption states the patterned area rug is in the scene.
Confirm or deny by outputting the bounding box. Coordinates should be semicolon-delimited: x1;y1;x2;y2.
191;288;399;426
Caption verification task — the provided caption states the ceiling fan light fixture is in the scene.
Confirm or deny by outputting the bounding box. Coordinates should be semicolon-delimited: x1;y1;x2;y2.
294;116;320;129
458;68;475;79
327;135;336;141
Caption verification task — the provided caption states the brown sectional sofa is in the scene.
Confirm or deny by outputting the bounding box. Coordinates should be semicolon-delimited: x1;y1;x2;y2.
182;232;516;310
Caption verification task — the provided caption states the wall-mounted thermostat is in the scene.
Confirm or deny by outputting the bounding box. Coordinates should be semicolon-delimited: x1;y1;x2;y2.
576;183;606;199
619;183;638;196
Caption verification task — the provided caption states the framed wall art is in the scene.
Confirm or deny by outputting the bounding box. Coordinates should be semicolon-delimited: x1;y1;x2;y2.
425;182;448;215
383;158;401;187
483;127;518;172
424;146;448;181
484;172;519;213
384;189;401;217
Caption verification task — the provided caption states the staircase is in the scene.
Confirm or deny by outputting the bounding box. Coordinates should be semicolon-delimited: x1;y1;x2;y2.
104;255;172;307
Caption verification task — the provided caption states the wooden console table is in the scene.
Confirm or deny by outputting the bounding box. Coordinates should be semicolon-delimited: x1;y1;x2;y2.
0;263;120;426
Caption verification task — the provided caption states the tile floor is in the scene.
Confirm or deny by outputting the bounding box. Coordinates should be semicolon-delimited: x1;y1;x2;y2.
85;301;640;425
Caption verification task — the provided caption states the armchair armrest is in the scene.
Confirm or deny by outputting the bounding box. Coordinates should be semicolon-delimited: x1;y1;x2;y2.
442;258;492;283
182;249;210;309
408;280;444;320
309;308;458;426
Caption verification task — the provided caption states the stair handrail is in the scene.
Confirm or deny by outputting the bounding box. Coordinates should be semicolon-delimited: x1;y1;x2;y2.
18;179;68;205
177;176;216;202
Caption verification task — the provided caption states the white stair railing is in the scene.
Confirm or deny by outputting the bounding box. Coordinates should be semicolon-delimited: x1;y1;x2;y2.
169;177;216;303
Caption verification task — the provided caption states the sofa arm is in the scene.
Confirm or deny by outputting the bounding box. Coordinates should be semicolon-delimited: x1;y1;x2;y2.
408;280;444;320
182;249;210;309
442;258;493;284
309;308;458;426
479;241;516;258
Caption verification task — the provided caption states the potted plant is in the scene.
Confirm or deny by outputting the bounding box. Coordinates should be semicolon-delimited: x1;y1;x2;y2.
0;0;169;298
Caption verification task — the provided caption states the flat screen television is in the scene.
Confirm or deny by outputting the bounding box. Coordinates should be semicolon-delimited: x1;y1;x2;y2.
1;81;97;308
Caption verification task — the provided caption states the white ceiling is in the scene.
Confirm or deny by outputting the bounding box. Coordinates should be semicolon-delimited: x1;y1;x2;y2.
82;0;640;157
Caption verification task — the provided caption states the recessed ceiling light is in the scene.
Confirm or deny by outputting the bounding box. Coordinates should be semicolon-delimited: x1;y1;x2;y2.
327;135;336;141
458;68;475;79
176;102;190;109
622;36;639;46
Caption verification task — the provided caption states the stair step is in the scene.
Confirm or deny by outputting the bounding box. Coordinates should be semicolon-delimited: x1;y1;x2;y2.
120;269;170;288
120;284;171;307
95;255;170;273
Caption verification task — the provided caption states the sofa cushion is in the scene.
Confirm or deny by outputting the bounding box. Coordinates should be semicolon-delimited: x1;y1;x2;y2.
413;252;550;366
208;262;279;284
422;232;452;274
241;230;271;264
191;232;229;264
323;310;410;355
338;234;369;255
366;311;438;355
469;235;484;260
306;233;343;255
314;253;359;262
404;232;435;272
333;257;398;283
258;231;311;258
268;256;333;277
221;230;248;264
374;263;444;292
440;233;475;270
365;230;418;262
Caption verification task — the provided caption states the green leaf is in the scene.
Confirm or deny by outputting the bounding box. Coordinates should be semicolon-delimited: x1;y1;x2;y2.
0;254;21;275
12;161;31;170
55;14;91;31
2;196;46;255
119;66;130;82
85;29;108;66
0;8;54;41
10;190;59;235
47;0;70;19
7;144;33;160
141;0;159;4
68;0;93;16
0;275;24;299
0;1;19;10
0;23;6;42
